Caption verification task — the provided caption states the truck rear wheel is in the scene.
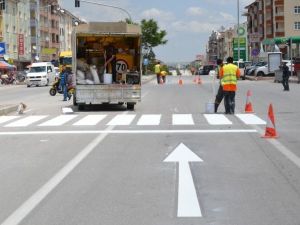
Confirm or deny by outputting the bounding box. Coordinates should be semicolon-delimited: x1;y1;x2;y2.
127;103;135;110
78;104;85;110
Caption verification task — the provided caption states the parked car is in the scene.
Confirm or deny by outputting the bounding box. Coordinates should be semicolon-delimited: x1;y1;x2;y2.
233;61;246;80
246;61;267;75
202;65;216;75
195;68;204;75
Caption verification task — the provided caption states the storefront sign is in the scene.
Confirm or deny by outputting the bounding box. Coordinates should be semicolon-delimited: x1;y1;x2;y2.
18;34;24;55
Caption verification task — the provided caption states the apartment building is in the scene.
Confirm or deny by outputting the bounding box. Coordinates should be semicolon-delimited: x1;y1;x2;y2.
245;0;300;60
1;0;31;69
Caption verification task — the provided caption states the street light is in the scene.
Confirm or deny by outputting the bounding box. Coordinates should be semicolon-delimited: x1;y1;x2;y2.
76;0;132;21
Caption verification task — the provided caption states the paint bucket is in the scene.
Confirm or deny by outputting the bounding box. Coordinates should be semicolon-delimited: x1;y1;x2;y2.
205;102;214;114
103;73;112;84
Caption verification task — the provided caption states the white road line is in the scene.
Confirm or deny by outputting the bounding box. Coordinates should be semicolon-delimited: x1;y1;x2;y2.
0;110;129;225
38;115;77;126
204;114;233;125
172;114;194;125
0;129;258;135
137;114;161;125
0;116;20;125
73;115;107;126
4;116;48;127
254;125;300;169
235;114;266;125
106;114;136;126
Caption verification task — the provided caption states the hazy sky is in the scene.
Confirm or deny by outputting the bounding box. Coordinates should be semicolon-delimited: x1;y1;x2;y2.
60;0;253;63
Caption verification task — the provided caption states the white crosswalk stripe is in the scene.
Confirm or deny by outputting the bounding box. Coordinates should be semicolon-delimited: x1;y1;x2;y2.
5;116;48;127
235;114;266;125
204;114;233;125
0;113;267;128
172;114;194;125
0;116;20;125
73;115;107;126
137;114;161;125
106;114;136;126
38;115;78;126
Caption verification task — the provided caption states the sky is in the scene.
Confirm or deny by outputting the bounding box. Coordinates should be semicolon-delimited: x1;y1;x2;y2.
60;0;253;63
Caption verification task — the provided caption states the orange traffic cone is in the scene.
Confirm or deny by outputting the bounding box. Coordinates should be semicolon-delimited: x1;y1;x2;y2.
245;90;254;113
262;104;278;138
197;75;202;84
178;76;183;85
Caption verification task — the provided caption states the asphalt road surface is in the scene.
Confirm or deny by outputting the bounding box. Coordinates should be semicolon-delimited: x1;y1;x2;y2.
0;75;300;225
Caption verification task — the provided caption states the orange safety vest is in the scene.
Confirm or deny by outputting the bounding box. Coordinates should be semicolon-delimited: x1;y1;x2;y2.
220;63;240;91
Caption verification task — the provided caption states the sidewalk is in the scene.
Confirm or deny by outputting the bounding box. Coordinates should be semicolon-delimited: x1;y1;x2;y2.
0;104;19;116
245;74;300;83
0;74;156;116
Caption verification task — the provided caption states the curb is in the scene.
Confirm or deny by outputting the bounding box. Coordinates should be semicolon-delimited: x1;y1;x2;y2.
0;105;19;116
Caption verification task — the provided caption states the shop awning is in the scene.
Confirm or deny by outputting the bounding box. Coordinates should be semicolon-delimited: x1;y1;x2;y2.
262;38;274;45
0;61;16;69
263;37;288;45
274;37;288;44
288;36;300;43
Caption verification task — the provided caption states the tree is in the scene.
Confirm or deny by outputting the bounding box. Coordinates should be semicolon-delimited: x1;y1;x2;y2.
140;19;167;61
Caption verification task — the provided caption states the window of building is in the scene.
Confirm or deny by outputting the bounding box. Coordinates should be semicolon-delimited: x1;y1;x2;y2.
295;22;300;30
294;6;300;14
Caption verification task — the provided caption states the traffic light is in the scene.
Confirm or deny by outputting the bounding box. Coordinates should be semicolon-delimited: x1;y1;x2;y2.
286;38;291;47
75;0;80;7
0;0;5;10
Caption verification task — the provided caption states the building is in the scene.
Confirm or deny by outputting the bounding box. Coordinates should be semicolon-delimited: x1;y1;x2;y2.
245;0;300;60
2;0;31;69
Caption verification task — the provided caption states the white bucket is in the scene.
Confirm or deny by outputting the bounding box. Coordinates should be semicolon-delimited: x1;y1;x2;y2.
205;102;215;114
103;73;112;84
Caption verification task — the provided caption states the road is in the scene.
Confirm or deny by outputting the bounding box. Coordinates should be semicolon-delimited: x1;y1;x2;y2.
0;75;300;225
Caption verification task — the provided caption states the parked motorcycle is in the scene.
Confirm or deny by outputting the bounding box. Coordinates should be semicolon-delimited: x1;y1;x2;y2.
0;73;16;85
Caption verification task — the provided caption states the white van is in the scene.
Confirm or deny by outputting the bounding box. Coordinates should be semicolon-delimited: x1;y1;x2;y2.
26;62;56;87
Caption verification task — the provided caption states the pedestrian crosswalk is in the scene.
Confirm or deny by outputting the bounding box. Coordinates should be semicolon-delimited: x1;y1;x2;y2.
0;113;267;128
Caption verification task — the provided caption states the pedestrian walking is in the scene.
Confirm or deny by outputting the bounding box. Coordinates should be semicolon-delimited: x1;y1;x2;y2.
60;65;71;101
214;59;224;113
281;62;290;91
154;61;161;84
219;57;241;114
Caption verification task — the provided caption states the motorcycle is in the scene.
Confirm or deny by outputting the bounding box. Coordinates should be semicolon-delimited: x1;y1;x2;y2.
0;73;16;85
49;77;75;97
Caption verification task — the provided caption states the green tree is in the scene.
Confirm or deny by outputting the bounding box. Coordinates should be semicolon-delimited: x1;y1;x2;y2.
141;19;167;60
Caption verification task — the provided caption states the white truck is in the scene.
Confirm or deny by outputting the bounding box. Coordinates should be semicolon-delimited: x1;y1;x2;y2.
72;22;142;110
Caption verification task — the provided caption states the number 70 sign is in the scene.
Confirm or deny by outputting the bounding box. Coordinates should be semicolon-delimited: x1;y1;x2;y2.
116;59;128;73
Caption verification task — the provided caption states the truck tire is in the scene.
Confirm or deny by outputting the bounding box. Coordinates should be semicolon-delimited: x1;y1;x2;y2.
78;104;85;111
127;103;135;110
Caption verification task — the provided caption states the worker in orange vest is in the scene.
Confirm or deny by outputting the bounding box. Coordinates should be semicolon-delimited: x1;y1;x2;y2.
219;57;241;114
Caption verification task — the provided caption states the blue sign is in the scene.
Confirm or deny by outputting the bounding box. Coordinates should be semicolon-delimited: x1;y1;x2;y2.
252;48;260;56
0;42;5;55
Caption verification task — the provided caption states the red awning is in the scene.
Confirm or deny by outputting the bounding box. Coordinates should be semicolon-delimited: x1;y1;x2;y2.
0;61;16;69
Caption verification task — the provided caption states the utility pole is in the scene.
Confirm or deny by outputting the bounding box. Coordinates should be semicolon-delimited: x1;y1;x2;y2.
237;0;240;61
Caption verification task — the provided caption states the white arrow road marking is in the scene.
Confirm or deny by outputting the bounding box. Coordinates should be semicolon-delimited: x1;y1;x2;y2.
164;143;203;217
